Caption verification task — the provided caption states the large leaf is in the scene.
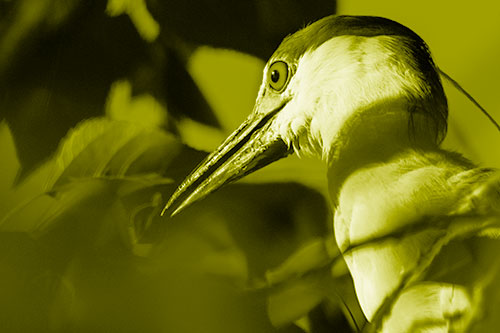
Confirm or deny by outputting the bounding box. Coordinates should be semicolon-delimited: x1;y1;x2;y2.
267;269;332;327
264;237;356;329
0;122;54;221
105;79;168;128
242;155;328;198
0;122;20;194
187;46;265;133
1;112;179;236
45;118;181;190
1;178;115;234
266;237;338;286
0;176;171;235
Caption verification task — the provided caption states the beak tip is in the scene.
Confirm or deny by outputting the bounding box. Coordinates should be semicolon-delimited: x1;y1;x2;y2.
160;206;168;217
161;109;290;220
169;206;182;218
160;198;176;217
161;196;190;218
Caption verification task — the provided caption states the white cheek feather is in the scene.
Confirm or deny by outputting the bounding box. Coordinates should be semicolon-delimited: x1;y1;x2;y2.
282;35;427;161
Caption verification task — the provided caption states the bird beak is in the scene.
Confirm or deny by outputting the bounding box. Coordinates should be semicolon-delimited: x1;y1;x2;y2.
162;100;292;217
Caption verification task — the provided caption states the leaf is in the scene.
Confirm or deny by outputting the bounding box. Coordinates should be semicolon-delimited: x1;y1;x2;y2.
267;269;332;327
106;0;159;42
109;174;173;197
266;237;337;286
187;46;264;134
175;117;226;152
1;178;113;234
0;121;20;193
0;174;172;234
105;80;168;127
478;226;500;239
46;118;181;190
241;155;329;198
0;121;54;222
200;249;248;284
264;237;351;329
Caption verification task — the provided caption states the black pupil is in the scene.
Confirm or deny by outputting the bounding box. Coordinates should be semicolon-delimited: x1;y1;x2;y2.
271;70;280;83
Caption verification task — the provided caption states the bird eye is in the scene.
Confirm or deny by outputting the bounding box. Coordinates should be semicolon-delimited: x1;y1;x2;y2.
268;61;289;92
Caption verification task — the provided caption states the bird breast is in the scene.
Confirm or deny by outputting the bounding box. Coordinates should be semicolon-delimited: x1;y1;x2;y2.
332;149;475;320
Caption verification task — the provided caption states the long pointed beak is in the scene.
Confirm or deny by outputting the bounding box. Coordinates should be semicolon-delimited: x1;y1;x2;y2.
162;102;292;217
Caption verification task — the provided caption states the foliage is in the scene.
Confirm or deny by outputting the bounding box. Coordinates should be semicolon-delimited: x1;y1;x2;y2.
0;0;347;332
2;1;499;332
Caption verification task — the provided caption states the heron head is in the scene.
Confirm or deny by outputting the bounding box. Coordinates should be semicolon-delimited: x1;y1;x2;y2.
163;15;448;216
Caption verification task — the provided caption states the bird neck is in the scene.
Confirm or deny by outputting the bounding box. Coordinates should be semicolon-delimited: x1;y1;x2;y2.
326;104;441;206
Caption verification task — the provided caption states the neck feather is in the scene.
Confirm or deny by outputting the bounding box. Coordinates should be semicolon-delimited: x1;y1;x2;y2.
325;103;441;204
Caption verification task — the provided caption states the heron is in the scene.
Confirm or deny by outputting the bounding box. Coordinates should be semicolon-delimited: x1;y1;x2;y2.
163;15;500;332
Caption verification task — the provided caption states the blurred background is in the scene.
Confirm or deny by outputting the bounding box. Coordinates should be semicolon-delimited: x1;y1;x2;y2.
0;0;498;332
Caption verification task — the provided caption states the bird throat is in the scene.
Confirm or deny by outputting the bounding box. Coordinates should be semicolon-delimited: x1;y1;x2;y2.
326;104;440;207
